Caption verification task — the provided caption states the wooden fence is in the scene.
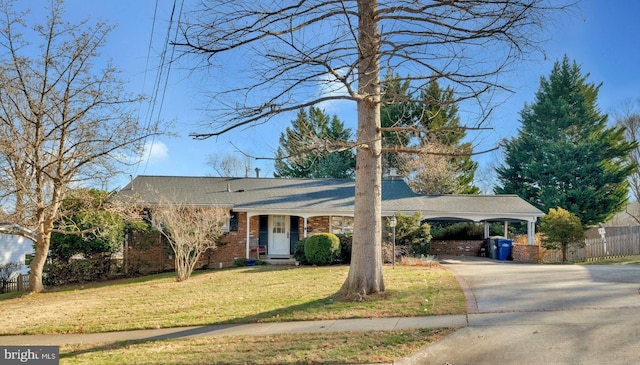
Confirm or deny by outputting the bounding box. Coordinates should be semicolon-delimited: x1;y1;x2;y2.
1;273;29;293
540;226;640;263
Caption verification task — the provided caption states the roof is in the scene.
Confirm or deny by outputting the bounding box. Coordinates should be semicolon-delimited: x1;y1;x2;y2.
605;201;640;227
113;175;543;222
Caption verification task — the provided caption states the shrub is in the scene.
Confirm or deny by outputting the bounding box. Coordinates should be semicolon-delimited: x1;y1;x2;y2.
293;238;309;265
430;222;483;240
43;255;112;286
384;212;432;257
304;233;340;265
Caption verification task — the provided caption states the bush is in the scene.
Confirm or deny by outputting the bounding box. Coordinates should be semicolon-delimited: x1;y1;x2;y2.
293;238;309;265
384;213;431;257
304;233;340;265
43;255;112;286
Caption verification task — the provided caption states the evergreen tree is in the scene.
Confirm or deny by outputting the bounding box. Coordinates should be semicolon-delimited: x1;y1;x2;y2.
408;80;480;194
274;107;355;178
495;56;637;226
380;73;479;194
380;71;415;174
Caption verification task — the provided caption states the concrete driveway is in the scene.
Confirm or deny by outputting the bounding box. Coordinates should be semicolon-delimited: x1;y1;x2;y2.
406;257;640;365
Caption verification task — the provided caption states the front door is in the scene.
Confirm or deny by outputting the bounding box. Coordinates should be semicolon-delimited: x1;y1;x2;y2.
269;215;290;257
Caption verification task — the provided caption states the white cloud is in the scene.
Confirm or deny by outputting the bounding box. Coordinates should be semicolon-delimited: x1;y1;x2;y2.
141;140;168;165
317;71;353;114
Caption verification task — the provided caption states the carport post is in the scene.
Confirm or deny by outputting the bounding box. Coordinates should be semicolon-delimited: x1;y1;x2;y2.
528;221;536;245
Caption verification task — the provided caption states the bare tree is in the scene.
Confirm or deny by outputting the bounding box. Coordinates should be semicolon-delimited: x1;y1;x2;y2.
614;101;640;224
152;204;229;281
0;262;19;293
401;142;460;194
207;154;252;177
177;0;570;298
0;0;162;293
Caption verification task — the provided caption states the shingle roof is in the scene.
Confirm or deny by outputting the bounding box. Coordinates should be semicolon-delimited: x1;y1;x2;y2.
113;175;543;222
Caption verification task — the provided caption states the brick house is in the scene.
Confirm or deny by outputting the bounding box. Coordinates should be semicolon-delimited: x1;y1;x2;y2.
113;175;544;268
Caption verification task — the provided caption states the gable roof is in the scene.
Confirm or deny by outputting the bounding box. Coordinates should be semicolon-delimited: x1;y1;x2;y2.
114;175;543;222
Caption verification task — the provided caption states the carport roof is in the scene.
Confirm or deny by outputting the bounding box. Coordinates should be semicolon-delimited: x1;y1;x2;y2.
114;175;543;223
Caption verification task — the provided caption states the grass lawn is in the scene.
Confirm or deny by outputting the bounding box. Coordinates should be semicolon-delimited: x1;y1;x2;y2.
59;328;457;365
2;264;464;364
1;264;465;335
578;255;640;265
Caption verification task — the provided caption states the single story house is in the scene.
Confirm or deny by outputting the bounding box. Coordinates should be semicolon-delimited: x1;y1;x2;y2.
113;175;543;267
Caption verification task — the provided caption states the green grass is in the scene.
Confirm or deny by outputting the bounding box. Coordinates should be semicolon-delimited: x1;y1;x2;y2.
1;264;465;335
578;255;640;265
59;328;457;365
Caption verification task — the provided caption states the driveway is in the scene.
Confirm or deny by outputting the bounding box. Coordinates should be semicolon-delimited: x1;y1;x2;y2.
405;257;640;365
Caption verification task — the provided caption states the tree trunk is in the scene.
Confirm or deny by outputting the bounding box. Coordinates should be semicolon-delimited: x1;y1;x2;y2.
29;221;53;293
338;0;384;300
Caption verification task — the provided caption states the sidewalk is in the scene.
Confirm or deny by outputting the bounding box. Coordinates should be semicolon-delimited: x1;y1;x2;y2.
0;315;468;346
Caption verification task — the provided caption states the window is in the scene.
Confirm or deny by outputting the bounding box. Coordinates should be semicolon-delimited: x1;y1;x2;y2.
273;215;286;233
331;216;354;234
221;211;238;232
229;211;239;231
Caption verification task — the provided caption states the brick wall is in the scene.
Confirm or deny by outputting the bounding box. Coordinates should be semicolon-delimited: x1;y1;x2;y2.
126;213;336;273
307;216;330;234
512;244;540;263
126;230;174;275
209;212;251;268
429;240;483;256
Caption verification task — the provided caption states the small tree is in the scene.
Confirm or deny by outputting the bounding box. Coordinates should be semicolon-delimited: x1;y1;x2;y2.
539;207;586;262
0;262;19;293
152;204;229;281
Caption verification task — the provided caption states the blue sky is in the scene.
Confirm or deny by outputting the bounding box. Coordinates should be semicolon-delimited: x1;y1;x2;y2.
25;1;640;191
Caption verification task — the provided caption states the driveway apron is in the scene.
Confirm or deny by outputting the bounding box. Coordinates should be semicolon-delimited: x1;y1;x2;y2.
407;257;640;365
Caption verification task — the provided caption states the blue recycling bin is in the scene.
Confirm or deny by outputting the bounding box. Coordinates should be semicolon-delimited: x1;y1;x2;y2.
496;239;513;261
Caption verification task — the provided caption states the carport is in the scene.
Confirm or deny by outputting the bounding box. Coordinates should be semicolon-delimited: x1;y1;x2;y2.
382;194;545;245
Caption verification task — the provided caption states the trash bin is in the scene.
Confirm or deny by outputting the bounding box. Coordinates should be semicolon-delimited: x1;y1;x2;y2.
488;237;500;260
496;239;513;261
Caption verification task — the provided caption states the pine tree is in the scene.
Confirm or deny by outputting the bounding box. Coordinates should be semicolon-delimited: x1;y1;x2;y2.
274;107;355;178
380;72;414;174
381;73;479;194
496;56;637;226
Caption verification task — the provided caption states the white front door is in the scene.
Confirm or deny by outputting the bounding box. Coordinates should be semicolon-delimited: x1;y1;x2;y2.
269;215;290;257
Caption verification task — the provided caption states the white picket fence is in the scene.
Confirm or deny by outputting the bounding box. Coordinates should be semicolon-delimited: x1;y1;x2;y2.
541;226;640;263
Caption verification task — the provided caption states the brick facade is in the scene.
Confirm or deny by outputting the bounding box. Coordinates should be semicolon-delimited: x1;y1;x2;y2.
125;230;173;275
126;213;335;272
307;216;330;234
512;244;540;263
429;240;483;256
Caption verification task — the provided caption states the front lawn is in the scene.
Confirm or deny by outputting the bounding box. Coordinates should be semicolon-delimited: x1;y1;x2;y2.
1;264;465;335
